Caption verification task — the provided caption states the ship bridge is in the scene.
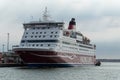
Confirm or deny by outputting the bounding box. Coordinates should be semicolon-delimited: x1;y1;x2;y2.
23;22;64;30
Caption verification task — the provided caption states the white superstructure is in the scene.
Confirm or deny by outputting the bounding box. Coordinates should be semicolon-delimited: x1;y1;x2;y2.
20;18;96;56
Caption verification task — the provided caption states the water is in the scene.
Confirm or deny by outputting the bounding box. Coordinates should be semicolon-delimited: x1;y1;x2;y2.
0;62;120;80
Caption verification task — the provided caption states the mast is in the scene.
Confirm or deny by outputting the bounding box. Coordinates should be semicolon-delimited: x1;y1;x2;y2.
7;33;9;52
42;7;53;22
2;44;5;53
43;7;49;21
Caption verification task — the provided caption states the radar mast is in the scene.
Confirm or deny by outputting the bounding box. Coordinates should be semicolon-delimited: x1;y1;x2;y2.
43;7;49;21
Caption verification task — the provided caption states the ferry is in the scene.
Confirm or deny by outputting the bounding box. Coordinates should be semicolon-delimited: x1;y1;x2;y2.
13;8;97;67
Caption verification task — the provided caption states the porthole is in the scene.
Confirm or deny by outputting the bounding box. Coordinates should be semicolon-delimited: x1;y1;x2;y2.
41;44;43;46
32;44;35;46
51;32;53;34
50;35;52;37
48;44;50;46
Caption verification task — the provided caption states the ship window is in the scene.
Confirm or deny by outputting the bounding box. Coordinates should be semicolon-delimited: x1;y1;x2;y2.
50;35;52;37
31;36;33;38
54;35;57;37
42;27;45;29
55;32;58;34
40;32;42;34
48;44;50;46
35;36;37;38
32;32;34;34
26;32;28;34
33;28;35;29
51;32;53;34
48;27;50;29
41;44;43;46
43;35;45;38
44;32;46;34
36;44;39;46
25;36;27;38
37;27;40;29
21;40;59;43
32;44;35;46
36;32;38;34
39;35;41;38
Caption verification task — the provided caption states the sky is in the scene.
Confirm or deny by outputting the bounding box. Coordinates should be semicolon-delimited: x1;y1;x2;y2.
0;0;120;59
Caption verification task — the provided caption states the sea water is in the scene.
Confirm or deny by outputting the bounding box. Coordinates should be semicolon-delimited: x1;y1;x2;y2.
0;62;120;80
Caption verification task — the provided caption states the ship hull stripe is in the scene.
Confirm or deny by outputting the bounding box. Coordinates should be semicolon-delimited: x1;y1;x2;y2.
15;50;96;67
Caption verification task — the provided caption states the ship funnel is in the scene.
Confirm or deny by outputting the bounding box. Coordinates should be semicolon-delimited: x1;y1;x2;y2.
68;18;76;30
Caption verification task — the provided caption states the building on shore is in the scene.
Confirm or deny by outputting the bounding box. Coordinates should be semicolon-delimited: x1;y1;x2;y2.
0;52;2;63
2;50;22;64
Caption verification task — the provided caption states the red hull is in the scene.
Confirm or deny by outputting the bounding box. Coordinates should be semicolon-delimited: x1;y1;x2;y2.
15;50;96;66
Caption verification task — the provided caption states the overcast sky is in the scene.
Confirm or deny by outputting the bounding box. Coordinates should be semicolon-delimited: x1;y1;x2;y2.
0;0;120;59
